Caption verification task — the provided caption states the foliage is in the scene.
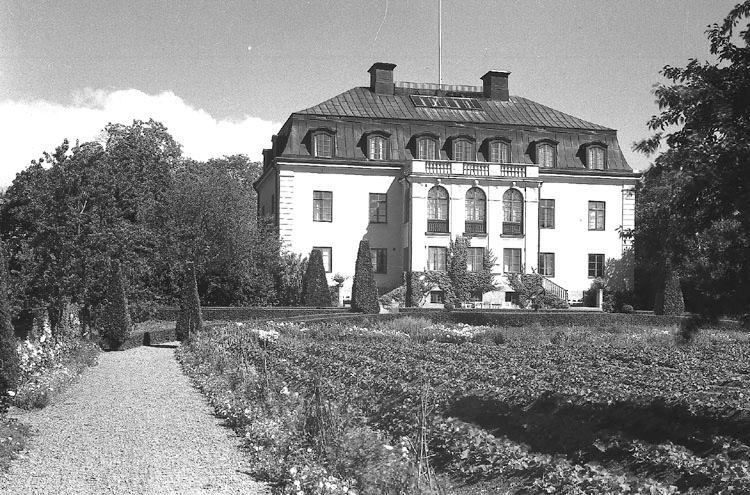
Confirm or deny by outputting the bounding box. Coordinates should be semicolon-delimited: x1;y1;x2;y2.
351;240;379;314
0;418;29;472
632;2;750;317
99;259;132;350
379;285;406;307
302;249;332;307
175;262;203;341
0;240;19;413
275;251;307;306
506;272;568;309
654;262;685;315
13;329;99;409
178;319;750;493
446;236;470;303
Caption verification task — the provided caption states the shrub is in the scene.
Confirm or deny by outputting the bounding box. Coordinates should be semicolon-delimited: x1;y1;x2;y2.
472;328;506;345
176;262;203;341
100;259;132;350
621;304;635;314
351;240;379;314
654;263;685;315
379;285;406;307
301;249;332;307
0;241;19;412
276;251;307;306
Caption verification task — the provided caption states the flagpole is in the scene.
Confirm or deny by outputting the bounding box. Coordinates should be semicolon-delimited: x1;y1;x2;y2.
438;0;442;85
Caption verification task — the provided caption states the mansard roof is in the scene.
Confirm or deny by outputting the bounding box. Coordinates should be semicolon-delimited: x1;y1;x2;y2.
296;86;613;132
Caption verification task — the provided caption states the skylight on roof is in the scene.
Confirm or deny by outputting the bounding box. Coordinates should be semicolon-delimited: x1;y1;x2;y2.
410;95;483;111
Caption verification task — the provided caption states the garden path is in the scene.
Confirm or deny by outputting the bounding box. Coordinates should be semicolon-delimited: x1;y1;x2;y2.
1;344;269;494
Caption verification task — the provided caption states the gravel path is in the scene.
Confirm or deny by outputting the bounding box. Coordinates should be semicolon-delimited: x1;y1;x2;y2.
1;344;269;495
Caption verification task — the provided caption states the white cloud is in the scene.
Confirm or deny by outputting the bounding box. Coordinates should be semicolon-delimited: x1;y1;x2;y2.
0;89;281;186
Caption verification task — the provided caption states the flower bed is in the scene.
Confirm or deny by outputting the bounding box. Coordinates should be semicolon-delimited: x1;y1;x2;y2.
178;318;750;493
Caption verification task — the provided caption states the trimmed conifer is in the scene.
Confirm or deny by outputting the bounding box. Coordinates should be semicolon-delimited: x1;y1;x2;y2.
301;249;331;307
351;240;379;313
101;259;132;350
654;262;685;315
176;262;203;341
0;240;20;410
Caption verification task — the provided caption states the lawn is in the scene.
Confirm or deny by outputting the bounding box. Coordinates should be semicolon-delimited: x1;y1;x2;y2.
178;317;750;494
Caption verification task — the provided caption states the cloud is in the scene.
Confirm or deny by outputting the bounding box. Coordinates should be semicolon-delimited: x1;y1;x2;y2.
0;89;281;186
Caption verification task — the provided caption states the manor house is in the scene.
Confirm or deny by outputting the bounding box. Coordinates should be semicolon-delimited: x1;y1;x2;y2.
254;63;638;307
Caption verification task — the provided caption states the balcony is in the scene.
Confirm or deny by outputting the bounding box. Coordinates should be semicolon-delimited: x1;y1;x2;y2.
427;219;449;233
502;222;523;235
464;221;486;234
407;160;537;179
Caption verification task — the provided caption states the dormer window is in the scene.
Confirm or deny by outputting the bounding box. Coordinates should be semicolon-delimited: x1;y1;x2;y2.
535;140;558;168
452;137;475;161
585;144;607;170
488;139;510;163
416;136;438;160
368;135;388;160
312;130;334;158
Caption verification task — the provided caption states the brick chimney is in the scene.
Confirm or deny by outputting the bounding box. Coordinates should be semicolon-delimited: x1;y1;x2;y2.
481;70;511;101
368;62;397;95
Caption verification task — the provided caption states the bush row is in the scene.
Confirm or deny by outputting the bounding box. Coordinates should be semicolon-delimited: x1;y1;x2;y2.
152;306;348;322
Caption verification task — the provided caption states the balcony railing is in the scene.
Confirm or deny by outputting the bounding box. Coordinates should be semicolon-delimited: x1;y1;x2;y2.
427;219;449;233
409;160;537;179
464;221;486;234
502;222;523;235
425;161;452;175
542;277;569;301
463;163;489;176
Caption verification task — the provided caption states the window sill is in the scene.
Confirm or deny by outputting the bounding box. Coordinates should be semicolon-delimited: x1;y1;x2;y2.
500;234;524;238
463;232;487;238
425;232;451;236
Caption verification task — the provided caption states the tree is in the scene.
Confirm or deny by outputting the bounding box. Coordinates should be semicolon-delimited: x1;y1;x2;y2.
447;236;470;304
100;259;132;350
301;249;331;307
0;239;20;411
633;2;750;317
176;262;203;341
654;261;685;315
351;240;379;313
275;251;307;306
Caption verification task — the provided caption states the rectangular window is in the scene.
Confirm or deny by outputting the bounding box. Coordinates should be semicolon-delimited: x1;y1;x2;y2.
313;191;332;222
313;133;333;158
417;138;437;160
453;140;474;161
588;253;605;278
370;248;387;274
430;290;445;304
467;247;484;272
588;201;605;230
539;199;555;229
503;248;522;273
313;246;332;273
427;246;447;271
539;252;555;277
369;193;387;223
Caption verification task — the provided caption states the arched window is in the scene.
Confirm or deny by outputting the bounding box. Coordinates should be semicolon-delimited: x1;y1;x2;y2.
452;138;475;161
312;131;334;158
368;135;388;160
586;145;606;170
536;142;556;168
427;186;449;233
416;136;438;160
488;140;510;163
503;189;523;235
465;187;486;234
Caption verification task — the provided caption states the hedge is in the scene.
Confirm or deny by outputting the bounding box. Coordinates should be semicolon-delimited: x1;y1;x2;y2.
152;306;348;321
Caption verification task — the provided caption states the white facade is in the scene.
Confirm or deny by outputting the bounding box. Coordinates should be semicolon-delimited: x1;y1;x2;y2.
256;158;637;306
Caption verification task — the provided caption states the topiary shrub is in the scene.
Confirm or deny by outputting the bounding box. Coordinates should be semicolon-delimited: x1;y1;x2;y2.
0;240;20;412
621;304;635;314
301;249;331;307
176;262;203;341
654;262;685;315
100;259;133;350
351;240;379;314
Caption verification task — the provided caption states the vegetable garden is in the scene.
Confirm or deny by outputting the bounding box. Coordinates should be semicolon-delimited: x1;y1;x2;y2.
177;317;750;494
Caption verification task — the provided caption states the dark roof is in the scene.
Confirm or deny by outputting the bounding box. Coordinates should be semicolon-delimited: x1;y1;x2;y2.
296;87;613;131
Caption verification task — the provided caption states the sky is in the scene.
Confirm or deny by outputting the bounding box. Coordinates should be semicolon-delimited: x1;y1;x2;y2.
0;0;740;186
